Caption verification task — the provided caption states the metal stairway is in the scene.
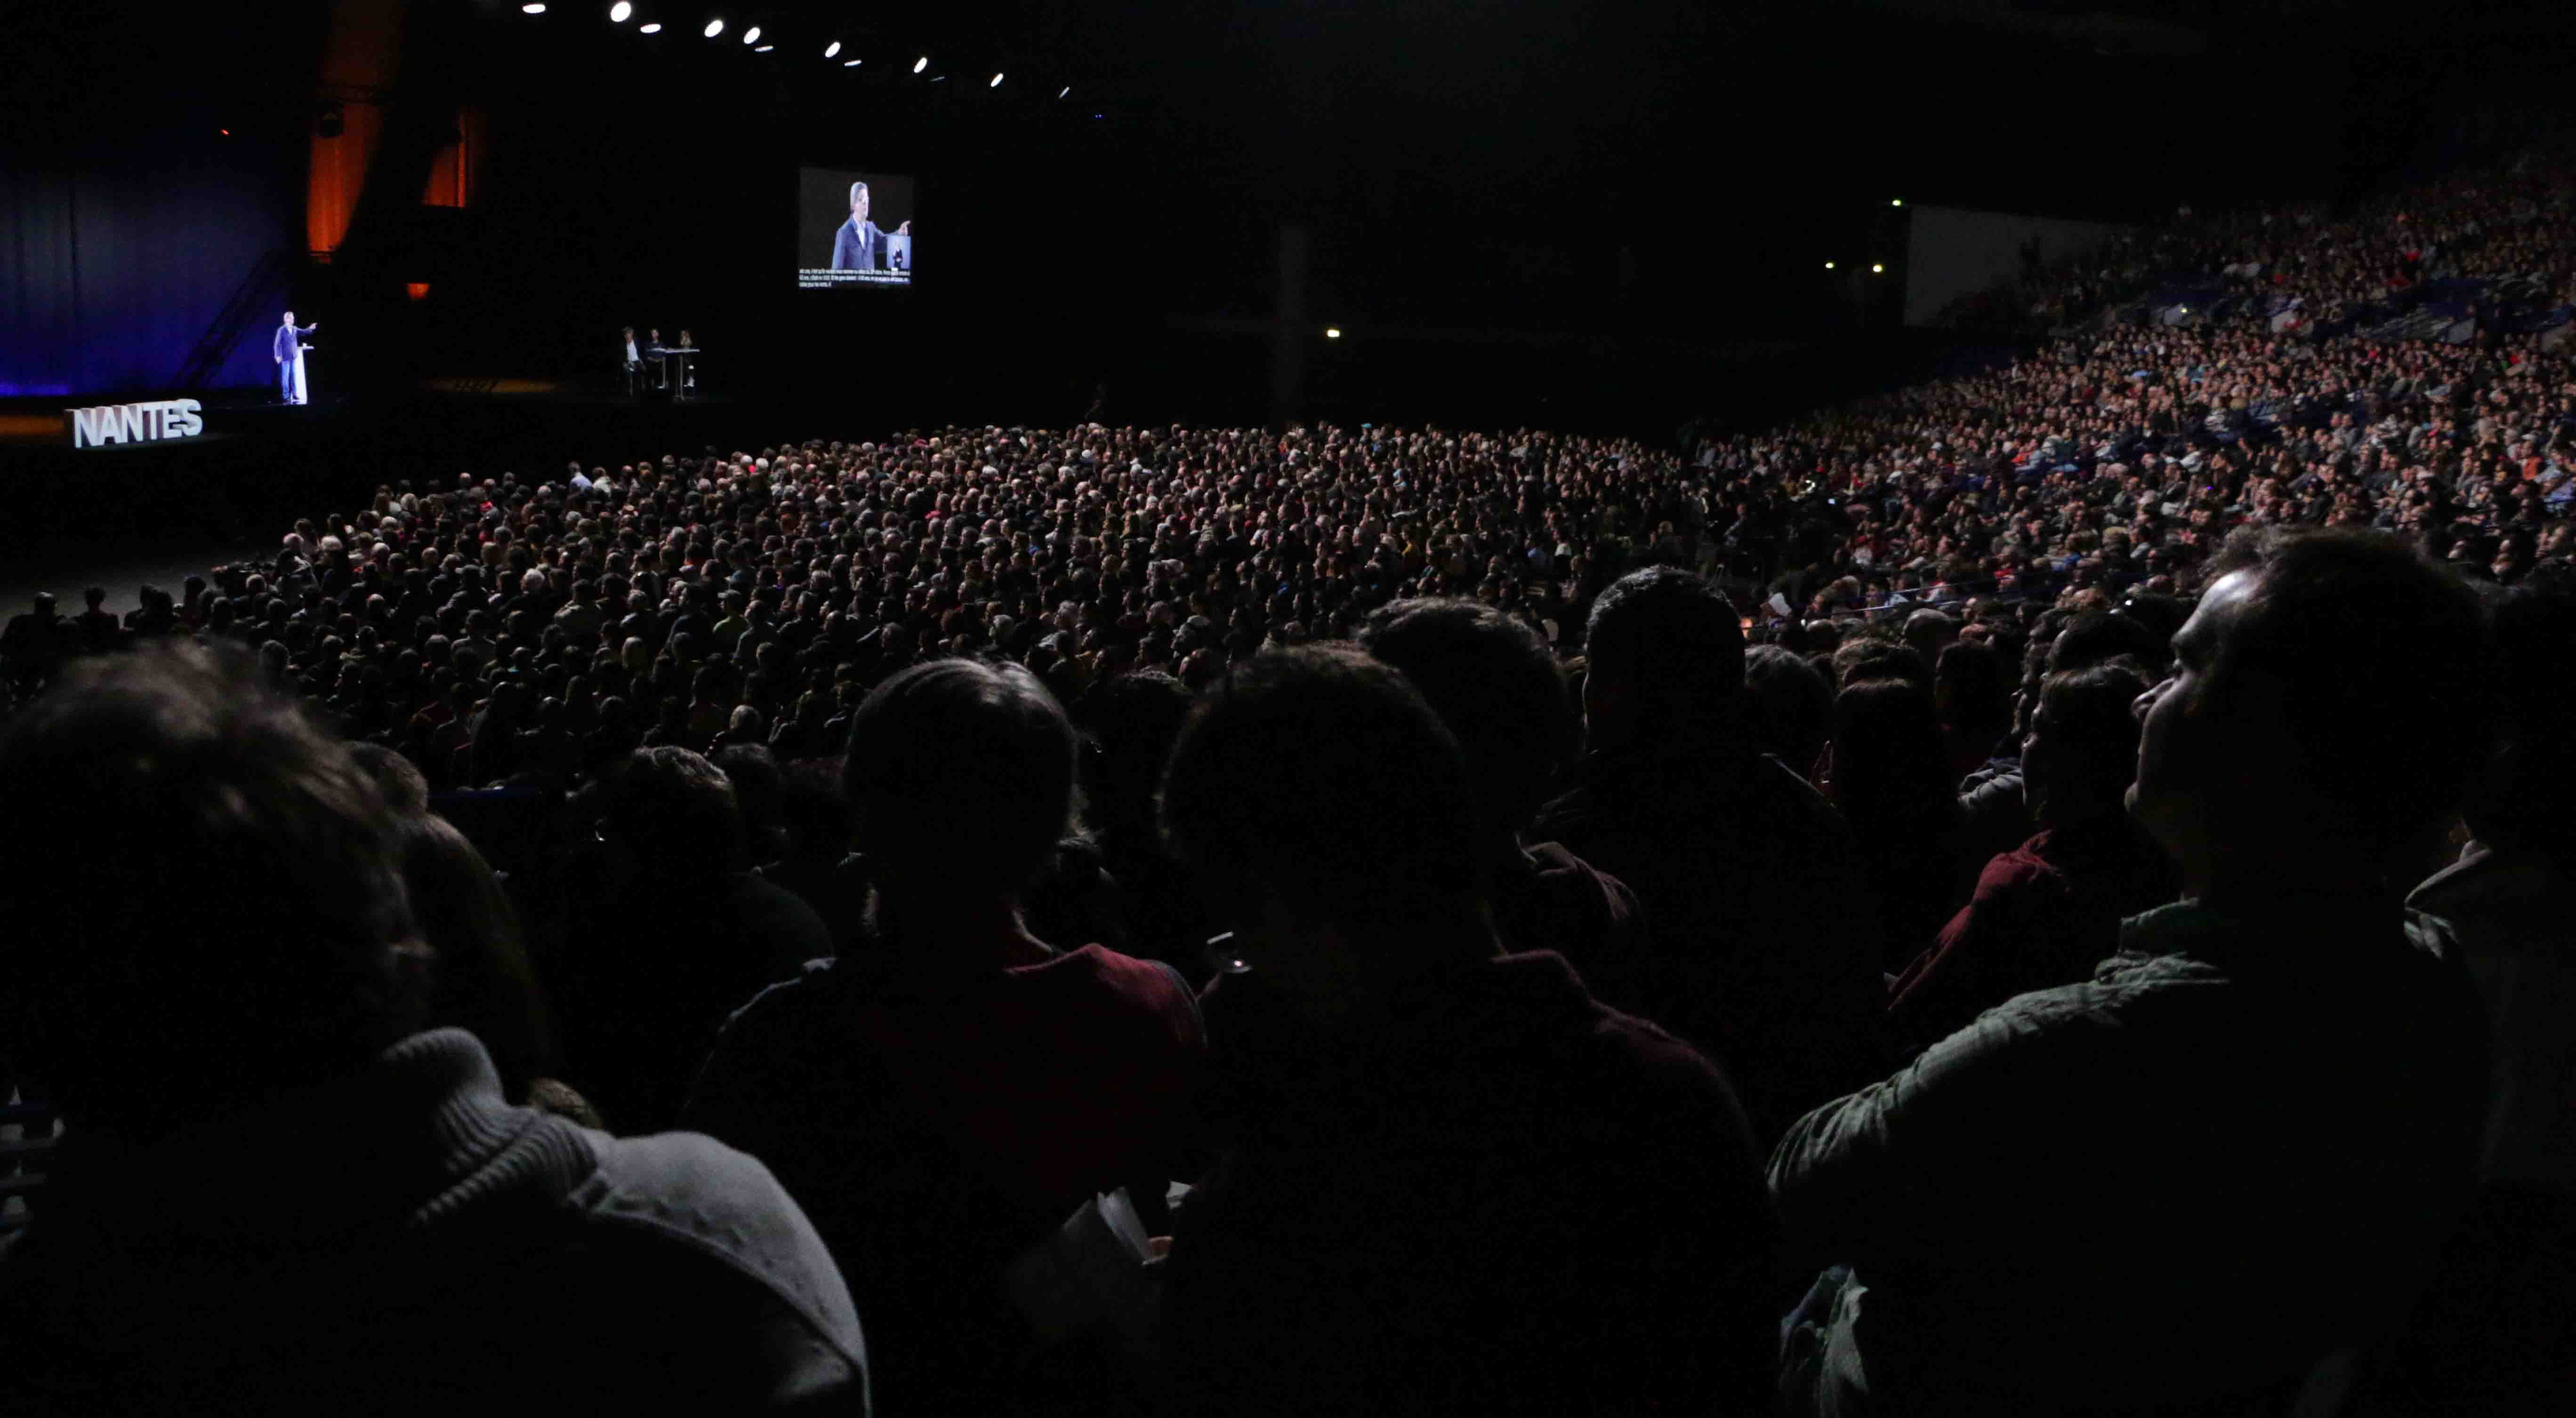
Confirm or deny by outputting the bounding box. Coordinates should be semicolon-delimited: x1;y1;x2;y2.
170;248;298;390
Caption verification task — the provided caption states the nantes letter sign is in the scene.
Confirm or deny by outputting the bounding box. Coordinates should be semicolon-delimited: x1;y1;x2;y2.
67;398;205;449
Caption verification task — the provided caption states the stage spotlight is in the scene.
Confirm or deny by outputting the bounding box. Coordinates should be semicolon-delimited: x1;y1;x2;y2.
824;40;839;57
704;18;722;37
609;1;630;18
522;2;546;11
989;72;1003;87
913;55;929;73
1824;261;1835;270
640;20;661;32
741;25;759;44
843;57;862;66
1058;86;1070;98
1891;198;1903;207
1871;263;1884;273
1324;327;1342;339
754;44;771;51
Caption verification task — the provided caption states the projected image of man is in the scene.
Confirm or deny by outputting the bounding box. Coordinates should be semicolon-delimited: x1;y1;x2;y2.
830;181;911;272
273;311;319;405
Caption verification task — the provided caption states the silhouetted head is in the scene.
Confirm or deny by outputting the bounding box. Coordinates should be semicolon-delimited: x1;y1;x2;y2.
0;643;421;1139
1162;644;1481;939
2132;528;2495;879
1360;596;1578;837
1582;567;1745;751
842;657;1075;898
601;746;745;879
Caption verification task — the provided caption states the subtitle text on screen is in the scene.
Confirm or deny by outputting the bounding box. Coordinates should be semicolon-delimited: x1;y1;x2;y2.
799;269;912;290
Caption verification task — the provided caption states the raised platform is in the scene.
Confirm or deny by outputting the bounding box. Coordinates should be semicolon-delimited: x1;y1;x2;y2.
0;389;350;451
0;381;763;562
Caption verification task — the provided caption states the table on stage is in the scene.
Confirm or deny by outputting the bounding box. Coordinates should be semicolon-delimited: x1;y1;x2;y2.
650;346;701;401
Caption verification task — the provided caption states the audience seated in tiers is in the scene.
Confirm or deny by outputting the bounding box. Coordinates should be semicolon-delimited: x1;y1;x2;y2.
683;658;1204;1415
1531;567;1885;1144
1;141;2574;1417
0;643;868;1414
1772;528;2496;1418
1161;645;1779;1416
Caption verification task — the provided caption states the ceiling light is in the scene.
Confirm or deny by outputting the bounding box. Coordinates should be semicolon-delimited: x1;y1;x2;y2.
824;40;839;57
609;1;631;19
741;25;759;44
913;55;929;73
703;18;723;38
989;72;1003;87
640;21;662;33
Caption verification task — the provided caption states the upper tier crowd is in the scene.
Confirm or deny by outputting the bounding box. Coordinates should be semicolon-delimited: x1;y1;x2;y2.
1;150;2573;1418
1704;151;2576;619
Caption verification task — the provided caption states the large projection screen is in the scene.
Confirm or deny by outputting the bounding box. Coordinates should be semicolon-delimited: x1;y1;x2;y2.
1903;205;2130;328
799;168;916;290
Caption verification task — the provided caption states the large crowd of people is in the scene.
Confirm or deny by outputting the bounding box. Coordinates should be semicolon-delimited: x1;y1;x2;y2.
3;147;2574;1418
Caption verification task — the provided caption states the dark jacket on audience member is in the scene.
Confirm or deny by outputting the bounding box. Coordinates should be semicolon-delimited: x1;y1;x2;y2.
683;941;1204;1412
0;1029;869;1415
1493;841;1639;970
1771;901;2489;1417
1166;950;1780;1416
555;870;834;1133
1533;739;1884;1143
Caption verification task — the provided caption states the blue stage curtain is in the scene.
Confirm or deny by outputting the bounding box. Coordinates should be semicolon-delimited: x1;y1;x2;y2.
0;149;299;398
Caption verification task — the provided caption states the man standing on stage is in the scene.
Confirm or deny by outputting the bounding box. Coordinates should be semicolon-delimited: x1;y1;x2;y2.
273;311;319;405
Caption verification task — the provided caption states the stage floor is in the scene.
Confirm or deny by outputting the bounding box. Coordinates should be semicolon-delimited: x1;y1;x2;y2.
0;380;778;609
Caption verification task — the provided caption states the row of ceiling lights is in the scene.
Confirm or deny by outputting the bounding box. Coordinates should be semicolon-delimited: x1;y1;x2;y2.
513;3;1068;95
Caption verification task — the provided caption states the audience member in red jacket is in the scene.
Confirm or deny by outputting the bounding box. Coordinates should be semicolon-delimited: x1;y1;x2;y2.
1888;661;2177;1050
683;658;1204;1414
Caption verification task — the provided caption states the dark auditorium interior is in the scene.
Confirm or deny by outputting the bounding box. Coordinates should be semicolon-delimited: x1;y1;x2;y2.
4;0;2576;1413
